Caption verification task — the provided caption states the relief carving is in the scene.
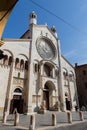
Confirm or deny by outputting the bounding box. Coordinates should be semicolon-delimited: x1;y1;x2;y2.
13;78;24;86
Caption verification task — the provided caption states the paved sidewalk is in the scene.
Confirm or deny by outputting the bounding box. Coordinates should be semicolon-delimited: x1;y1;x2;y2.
0;111;87;130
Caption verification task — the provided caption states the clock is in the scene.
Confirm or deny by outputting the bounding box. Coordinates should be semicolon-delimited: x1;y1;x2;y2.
36;38;56;60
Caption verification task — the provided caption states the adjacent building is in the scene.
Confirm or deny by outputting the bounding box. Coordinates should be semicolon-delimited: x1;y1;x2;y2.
75;63;87;110
0;12;78;116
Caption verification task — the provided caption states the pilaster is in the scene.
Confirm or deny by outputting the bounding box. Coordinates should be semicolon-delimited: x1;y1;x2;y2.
4;59;15;114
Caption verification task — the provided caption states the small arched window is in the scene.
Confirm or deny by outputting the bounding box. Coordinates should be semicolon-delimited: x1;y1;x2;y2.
20;59;24;69
3;55;8;65
15;58;20;68
69;72;74;81
25;61;28;70
8;56;13;66
34;63;38;72
63;69;68;80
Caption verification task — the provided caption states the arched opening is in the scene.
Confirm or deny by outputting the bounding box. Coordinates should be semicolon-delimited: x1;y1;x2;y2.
8;56;13;66
65;92;72;110
20;59;24;69
3;55;8;65
25;60;28;70
43;81;55;110
44;62;54;78
44;64;52;77
15;58;20;69
10;88;24;114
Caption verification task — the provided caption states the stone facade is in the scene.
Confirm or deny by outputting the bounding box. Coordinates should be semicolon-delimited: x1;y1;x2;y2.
0;12;78;116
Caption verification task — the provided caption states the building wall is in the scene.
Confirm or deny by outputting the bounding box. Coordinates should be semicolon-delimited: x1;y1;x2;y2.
0;66;10;116
75;64;87;110
0;39;30;115
61;56;77;110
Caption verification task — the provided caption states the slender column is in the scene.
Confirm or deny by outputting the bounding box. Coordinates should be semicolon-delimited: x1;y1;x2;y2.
57;40;66;111
41;64;44;76
67;75;72;110
74;77;80;110
52;67;55;78
26;40;34;113
26;61;33;113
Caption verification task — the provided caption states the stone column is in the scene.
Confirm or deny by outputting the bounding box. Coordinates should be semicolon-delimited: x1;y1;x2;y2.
41;64;44;76
26;61;33;113
26;40;36;114
52;67;55;78
67;76;72;110
74;77;80;110
57;40;66;112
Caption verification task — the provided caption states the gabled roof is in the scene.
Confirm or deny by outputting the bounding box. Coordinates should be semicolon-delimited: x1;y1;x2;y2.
20;30;31;39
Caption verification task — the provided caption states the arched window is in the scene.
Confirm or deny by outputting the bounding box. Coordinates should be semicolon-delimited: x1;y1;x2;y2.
25;60;28;70
8;56;13;66
3;55;8;65
63;69;68;80
69;71;74;81
15;58;20;69
20;59;24;69
34;63;38;72
44;64;52;77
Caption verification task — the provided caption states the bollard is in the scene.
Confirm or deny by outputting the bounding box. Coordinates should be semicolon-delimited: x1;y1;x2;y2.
67;111;72;123
2;112;8;123
52;113;56;126
79;111;84;121
14;112;19;126
29;114;35;130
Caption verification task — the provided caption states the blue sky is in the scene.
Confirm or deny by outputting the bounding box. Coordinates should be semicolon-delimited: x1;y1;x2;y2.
2;0;87;66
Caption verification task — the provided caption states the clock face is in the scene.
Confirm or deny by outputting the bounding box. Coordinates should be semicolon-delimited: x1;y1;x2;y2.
36;38;56;60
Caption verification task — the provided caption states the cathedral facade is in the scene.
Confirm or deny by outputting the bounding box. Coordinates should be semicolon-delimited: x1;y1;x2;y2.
0;12;78;116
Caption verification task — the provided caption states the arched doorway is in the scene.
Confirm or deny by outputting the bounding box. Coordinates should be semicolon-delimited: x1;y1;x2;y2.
43;81;56;110
10;88;24;114
65;92;72;110
43;85;49;110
